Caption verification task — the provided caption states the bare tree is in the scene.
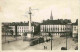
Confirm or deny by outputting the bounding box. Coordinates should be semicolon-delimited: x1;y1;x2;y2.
2;25;12;42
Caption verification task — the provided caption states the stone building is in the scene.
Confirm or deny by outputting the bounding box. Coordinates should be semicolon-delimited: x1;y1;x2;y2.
2;22;34;36
72;19;78;37
40;12;72;37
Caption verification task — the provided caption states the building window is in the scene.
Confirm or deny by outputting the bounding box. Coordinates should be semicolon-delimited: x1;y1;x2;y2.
47;28;48;32
74;27;76;31
43;26;44;32
24;30;25;32
19;27;20;29
22;27;23;29
20;27;21;29
53;28;54;30
49;28;50;32
51;25;52;31
56;28;57;31
63;28;64;30
61;28;62;31
45;26;46;32
19;30;21;32
22;30;23;32
65;28;66;30
58;28;59;31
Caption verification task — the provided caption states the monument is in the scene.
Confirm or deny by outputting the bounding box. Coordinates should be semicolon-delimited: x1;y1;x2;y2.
27;7;33;40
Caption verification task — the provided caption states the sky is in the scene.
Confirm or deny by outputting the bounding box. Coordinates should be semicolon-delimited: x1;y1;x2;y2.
0;0;80;23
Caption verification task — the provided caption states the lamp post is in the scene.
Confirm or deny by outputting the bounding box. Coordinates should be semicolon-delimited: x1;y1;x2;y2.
51;33;52;50
49;32;52;50
66;32;67;50
66;24;69;50
66;23;71;50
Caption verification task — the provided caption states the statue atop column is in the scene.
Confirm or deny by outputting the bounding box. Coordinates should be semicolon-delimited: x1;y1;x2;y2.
27;7;33;39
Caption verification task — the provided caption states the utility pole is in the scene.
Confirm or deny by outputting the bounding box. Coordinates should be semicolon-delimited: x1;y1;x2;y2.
66;24;68;50
66;33;67;50
51;33;52;50
49;32;52;50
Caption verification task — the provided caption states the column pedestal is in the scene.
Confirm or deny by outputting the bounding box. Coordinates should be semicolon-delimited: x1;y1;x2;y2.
26;32;33;41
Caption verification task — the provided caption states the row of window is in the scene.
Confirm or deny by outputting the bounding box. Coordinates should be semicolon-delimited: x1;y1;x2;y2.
17;26;34;29
41;25;69;28
17;30;34;32
41;27;71;32
41;27;70;30
42;33;68;35
41;25;71;30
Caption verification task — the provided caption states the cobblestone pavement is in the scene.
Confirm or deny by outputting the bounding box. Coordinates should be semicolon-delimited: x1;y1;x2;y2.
2;37;78;50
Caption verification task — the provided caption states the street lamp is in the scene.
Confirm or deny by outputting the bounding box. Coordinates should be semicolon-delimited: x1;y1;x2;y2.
51;33;52;50
66;23;72;50
49;32;52;50
66;23;69;50
61;23;71;50
66;32;67;50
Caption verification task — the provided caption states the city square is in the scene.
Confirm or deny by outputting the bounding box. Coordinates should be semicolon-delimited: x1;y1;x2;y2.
2;36;78;50
2;7;78;50
1;0;78;51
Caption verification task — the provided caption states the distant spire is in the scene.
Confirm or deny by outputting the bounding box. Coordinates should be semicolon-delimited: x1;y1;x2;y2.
50;11;53;20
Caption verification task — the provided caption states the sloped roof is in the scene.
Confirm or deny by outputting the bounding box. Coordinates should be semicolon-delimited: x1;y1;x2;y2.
72;19;78;25
72;22;78;25
41;19;71;25
2;22;34;26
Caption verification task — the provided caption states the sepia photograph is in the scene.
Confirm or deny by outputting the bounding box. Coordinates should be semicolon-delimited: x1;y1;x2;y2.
0;0;79;51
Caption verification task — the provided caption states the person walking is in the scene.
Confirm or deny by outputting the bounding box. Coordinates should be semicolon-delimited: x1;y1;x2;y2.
44;46;45;50
46;46;47;49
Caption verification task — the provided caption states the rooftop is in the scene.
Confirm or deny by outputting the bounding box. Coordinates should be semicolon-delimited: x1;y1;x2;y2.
2;22;34;26
41;19;71;25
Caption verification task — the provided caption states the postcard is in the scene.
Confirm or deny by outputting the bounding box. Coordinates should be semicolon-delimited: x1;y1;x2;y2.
0;0;79;52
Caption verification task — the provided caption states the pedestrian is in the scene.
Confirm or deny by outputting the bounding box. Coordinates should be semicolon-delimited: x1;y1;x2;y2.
46;46;47;49
8;41;10;43
44;46;45;49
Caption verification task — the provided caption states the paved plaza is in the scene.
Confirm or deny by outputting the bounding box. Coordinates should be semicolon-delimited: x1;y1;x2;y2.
2;36;78;50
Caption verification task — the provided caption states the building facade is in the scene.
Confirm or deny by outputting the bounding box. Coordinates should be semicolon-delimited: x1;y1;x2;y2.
2;12;78;37
17;25;34;36
72;20;78;37
2;22;34;36
40;12;72;37
40;20;72;37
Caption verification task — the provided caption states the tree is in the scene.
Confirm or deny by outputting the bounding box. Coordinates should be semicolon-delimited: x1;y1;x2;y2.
33;24;40;36
2;24;12;42
9;30;13;36
2;25;12;35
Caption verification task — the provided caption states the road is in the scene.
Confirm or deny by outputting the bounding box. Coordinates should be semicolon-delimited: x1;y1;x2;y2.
2;36;78;50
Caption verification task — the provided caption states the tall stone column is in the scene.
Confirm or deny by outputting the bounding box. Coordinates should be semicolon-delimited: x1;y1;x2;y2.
27;7;32;39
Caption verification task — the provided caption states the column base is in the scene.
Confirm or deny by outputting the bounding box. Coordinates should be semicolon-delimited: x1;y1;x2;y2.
23;32;33;41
